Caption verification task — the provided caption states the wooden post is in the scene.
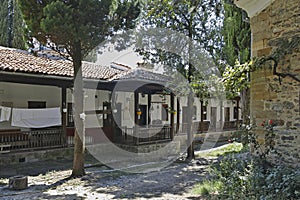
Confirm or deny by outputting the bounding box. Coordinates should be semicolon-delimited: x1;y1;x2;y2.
134;91;139;145
61;87;67;146
147;93;151;125
111;91;116;142
177;97;180;133
236;97;240;130
170;93;175;140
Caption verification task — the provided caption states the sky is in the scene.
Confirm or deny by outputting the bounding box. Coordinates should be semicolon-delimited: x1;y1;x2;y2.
96;45;142;68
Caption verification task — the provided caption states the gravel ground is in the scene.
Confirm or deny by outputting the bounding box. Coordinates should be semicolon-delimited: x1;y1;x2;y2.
0;142;232;200
0;156;214;200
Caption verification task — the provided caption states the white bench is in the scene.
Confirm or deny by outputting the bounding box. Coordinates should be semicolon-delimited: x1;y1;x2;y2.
0;144;11;153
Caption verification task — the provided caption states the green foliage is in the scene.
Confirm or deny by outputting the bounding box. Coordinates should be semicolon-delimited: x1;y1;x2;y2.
222;60;253;99
221;2;250;67
196;143;244;158
192;180;223;196
0;0;27;49
220;2;251;98
209;156;300;200
138;0;224;103
18;0;140;177
18;0;140;58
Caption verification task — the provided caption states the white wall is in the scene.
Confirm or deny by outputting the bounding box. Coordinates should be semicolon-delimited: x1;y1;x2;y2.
0;82;61;130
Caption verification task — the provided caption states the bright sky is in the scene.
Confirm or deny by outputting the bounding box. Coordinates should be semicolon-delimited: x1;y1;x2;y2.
96;46;142;68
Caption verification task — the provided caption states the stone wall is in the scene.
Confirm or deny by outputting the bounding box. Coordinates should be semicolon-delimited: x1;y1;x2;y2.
250;0;300;166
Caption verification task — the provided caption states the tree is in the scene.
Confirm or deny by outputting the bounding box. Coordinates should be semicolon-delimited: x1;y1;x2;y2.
221;2;251;125
18;0;140;177
0;0;26;49
139;0;223;159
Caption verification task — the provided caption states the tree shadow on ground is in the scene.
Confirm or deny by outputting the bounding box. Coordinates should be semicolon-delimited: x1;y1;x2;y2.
81;159;210;199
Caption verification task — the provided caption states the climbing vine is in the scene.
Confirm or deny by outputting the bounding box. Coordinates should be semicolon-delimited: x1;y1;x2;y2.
254;35;300;84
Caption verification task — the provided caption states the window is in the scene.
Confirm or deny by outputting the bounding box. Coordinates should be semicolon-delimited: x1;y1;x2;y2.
162;104;168;121
225;107;230;121
193;106;197;120
28;101;46;109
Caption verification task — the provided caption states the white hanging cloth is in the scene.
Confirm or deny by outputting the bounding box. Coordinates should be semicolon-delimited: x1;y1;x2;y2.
11;107;61;128
0;106;12;122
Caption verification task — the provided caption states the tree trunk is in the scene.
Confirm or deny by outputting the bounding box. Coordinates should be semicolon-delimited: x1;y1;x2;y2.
186;92;195;159
71;42;85;177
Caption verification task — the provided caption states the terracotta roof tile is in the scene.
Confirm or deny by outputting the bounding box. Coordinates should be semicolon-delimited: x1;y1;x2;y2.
0;47;122;80
110;68;171;84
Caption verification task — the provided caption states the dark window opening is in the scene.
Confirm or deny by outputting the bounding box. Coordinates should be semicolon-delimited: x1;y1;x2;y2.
162;104;168;121
234;107;238;119
225;107;230;121
28;101;46;109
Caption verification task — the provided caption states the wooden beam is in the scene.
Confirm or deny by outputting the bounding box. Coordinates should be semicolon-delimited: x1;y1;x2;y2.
0;72;72;88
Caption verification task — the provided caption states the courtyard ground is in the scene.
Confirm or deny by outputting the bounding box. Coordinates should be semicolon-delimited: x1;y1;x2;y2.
0;142;231;200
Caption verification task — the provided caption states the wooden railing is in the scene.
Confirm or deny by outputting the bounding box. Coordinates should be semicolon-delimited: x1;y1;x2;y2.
119;125;171;145
0;129;64;152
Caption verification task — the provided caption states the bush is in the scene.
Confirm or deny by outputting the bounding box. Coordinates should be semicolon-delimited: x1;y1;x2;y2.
209;156;300;199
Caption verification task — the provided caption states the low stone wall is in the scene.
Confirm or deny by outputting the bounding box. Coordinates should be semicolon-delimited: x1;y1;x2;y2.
0;147;74;167
274;129;300;167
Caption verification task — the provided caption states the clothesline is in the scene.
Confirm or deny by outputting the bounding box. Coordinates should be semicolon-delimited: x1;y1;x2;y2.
0;107;61;128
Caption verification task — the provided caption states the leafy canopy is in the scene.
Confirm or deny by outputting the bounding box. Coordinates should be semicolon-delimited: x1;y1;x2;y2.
18;0;140;59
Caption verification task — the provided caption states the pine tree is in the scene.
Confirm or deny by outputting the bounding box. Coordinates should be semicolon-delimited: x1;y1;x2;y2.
0;0;26;49
18;0;140;177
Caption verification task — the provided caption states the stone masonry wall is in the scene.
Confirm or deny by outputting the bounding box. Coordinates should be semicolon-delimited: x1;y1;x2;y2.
250;0;300;166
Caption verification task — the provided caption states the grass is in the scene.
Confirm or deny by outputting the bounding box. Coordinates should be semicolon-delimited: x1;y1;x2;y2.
192;142;246;197
192;180;223;196
196;142;245;158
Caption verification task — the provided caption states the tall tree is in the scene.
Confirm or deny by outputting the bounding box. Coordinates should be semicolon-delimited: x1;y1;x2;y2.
139;0;222;159
0;0;26;49
18;0;140;176
221;2;251;125
222;2;250;67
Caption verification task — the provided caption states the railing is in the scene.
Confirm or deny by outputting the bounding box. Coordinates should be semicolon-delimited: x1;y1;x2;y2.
119;125;172;145
180;121;210;134
0;129;64;152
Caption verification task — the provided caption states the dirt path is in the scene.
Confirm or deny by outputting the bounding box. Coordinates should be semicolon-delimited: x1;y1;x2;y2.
0;157;212;200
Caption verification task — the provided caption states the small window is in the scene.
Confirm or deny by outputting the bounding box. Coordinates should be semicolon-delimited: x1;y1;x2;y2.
28;101;46;109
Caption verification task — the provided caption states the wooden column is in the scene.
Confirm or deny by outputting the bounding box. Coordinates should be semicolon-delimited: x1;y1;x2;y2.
134;91;139;145
170;93;175;140
61;87;67;146
176;97;180;133
147;93;151;125
236;97;240;130
111;91;116;142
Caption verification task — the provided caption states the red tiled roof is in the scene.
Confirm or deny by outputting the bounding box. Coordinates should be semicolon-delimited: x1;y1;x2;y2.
0;47;122;80
110;68;171;84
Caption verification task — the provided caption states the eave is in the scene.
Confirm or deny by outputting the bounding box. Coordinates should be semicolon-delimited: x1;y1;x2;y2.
234;0;275;17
